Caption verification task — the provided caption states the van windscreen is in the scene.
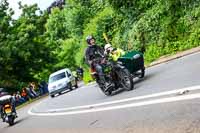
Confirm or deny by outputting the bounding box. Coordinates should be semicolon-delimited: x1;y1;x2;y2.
49;72;66;83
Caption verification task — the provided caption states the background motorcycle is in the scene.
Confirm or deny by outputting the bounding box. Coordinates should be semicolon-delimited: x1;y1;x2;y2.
1;96;17;126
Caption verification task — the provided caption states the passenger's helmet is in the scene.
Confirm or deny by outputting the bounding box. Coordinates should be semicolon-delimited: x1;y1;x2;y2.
86;35;94;45
104;43;113;55
104;44;112;51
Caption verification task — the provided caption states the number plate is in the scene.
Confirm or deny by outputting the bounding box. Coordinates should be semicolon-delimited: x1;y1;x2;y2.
5;108;12;113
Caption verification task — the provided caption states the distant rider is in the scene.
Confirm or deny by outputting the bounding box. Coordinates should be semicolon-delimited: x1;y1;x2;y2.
0;92;17;122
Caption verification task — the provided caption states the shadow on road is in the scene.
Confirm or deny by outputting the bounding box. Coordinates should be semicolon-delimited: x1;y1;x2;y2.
52;82;83;98
2;116;30;128
133;72;156;85
13;116;30;126
110;72;157;96
54;90;71;98
111;88;125;96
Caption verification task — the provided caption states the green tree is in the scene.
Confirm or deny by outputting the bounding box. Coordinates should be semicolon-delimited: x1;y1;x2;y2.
0;3;53;88
0;0;16;89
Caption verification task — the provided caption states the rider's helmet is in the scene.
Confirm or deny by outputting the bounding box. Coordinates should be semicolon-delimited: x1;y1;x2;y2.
86;35;95;45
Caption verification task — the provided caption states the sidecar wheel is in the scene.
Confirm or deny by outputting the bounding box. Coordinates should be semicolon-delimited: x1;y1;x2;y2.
119;68;134;91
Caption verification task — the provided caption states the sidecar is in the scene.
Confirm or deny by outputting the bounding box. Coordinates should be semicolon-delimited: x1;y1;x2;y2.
118;51;145;78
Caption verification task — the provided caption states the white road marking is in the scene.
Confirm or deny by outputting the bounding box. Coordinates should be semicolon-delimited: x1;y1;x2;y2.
29;93;200;116
28;85;200;116
48;85;199;112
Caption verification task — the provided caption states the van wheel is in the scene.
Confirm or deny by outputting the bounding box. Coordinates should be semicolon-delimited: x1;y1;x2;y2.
50;94;54;98
69;82;73;91
75;81;78;88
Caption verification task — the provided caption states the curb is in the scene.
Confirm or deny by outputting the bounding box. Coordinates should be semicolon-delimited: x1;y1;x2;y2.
16;94;48;110
147;46;200;68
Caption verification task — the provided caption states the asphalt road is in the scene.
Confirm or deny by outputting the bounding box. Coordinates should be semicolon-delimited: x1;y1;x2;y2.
1;52;200;133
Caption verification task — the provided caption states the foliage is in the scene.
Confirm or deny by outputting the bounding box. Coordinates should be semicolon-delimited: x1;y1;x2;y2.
0;1;52;89
1;0;200;88
56;38;79;70
82;69;93;84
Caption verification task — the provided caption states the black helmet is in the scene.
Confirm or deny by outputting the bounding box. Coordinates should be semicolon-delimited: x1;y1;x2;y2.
86;35;94;44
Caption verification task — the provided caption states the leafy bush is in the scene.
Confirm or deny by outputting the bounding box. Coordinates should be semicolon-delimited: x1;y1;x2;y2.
82;69;94;84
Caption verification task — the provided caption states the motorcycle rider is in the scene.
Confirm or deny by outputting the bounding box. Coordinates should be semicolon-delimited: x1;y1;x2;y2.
72;70;78;81
104;43;125;61
0;92;17;122
76;66;84;80
85;35;108;87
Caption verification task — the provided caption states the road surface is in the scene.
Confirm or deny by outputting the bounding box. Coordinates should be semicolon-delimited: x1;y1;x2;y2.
1;52;200;133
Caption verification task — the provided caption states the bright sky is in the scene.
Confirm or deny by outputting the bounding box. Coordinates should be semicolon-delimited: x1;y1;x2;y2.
7;0;55;19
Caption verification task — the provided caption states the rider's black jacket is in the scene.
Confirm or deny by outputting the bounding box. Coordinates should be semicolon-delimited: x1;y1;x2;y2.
85;45;104;65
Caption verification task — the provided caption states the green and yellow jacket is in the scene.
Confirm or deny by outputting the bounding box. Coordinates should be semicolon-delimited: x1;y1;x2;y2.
109;48;125;61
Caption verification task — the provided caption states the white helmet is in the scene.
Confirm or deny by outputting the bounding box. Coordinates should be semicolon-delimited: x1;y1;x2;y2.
104;44;112;51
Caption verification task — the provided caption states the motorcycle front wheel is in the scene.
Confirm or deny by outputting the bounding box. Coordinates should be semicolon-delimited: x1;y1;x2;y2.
96;79;112;96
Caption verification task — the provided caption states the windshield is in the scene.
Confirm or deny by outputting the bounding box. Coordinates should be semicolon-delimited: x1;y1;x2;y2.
49;72;66;83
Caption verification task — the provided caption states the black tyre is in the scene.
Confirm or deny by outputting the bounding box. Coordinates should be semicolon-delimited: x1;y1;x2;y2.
68;82;73;91
138;68;145;78
50;94;55;98
97;80;112;96
100;87;112;96
75;84;78;88
8;116;14;126
75;80;78;88
119;68;134;91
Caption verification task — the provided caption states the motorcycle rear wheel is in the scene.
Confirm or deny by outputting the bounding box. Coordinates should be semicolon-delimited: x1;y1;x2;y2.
119;68;134;91
8;116;14;126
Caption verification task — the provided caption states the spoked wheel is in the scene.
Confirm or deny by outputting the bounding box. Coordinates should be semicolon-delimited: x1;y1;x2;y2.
100;86;112;96
119;68;134;91
97;80;112;96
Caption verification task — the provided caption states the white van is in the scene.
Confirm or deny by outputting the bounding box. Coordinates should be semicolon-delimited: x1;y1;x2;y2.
48;68;78;98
